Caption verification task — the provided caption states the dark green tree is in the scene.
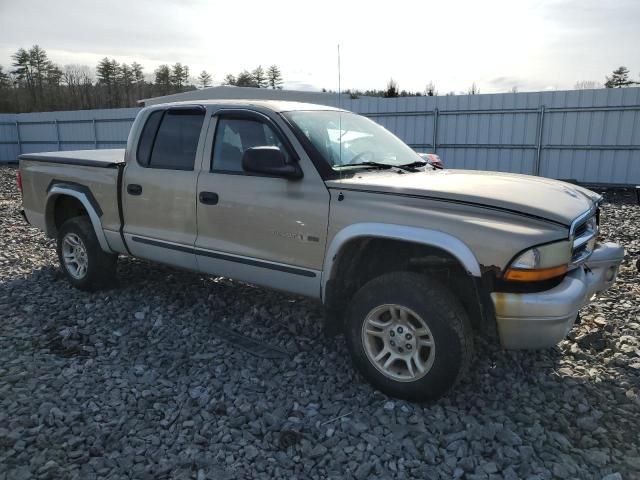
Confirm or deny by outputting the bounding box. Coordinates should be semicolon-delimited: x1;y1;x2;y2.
222;73;236;86
11;45;62;110
119;63;134;105
384;78;399;98
154;64;172;95
605;66;634;88
198;70;212;88
252;66;267;88
235;70;257;87
96;57;120;107
170;63;189;90
267;65;283;89
0;65;11;89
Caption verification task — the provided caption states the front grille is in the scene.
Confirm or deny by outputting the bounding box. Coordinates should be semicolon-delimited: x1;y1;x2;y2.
570;210;598;265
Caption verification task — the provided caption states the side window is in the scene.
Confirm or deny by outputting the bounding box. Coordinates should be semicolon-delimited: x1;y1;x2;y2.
138;109;205;170
136;110;163;166
212;117;288;172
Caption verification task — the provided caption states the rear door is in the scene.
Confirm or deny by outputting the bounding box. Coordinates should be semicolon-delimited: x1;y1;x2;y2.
122;107;206;270
194;108;330;298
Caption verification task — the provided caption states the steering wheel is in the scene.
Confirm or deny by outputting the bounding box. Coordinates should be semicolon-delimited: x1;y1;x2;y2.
344;150;375;165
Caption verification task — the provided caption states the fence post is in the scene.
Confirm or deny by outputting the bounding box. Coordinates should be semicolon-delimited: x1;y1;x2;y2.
92;119;98;148
534;105;545;176
432;108;439;153
15;121;22;155
54;120;61;151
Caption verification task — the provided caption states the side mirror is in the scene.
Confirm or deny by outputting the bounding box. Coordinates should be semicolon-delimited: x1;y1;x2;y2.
242;146;303;179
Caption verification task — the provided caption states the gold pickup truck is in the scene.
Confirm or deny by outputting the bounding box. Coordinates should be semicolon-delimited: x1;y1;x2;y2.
18;100;624;401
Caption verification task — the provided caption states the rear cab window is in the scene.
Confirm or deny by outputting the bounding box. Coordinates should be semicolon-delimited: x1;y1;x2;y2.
136;108;205;170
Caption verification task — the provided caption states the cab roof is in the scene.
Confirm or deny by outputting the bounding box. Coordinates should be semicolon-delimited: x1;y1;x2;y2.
150;99;345;113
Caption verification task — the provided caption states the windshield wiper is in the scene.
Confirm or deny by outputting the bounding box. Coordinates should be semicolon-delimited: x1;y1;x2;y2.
398;160;431;170
336;161;418;172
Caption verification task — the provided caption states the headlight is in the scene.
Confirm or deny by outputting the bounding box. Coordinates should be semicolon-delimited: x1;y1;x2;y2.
504;240;572;282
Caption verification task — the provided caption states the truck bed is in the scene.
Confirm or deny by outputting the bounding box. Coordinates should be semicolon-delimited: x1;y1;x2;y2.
18;149;125;168
19;149;125;240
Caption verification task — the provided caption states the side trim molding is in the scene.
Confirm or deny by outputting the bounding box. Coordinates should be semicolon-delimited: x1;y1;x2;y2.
46;185;113;253
131;236;317;278
321;223;482;299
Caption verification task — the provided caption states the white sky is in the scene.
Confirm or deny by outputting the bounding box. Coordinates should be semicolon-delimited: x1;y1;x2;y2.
0;0;638;93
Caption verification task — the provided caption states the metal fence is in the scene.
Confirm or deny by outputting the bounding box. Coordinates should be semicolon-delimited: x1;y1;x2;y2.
0;108;139;161
1;88;639;185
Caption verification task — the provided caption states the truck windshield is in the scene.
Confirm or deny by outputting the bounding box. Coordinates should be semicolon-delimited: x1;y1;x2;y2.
282;110;422;170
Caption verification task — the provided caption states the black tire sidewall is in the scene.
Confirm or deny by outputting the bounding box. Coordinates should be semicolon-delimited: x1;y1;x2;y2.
345;272;472;402
56;217;115;291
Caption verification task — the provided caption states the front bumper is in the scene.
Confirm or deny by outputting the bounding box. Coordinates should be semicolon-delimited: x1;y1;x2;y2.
492;242;624;349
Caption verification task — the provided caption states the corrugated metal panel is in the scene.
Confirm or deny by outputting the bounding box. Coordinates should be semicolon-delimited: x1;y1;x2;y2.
1;89;638;185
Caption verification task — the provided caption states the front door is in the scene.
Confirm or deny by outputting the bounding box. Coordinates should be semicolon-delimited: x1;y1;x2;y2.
122;107;206;270
195;109;330;298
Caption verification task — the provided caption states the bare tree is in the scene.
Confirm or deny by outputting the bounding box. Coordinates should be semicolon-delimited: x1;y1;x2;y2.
468;82;480;95
424;81;437;96
574;80;601;90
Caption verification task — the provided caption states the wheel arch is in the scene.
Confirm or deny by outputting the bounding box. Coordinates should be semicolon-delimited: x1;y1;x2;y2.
321;223;491;337
322;223;481;299
45;185;112;253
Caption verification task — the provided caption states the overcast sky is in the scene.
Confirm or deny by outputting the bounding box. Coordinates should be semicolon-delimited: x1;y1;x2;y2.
1;0;638;94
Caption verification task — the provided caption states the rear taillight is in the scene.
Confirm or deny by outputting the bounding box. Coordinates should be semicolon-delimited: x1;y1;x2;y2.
16;170;23;192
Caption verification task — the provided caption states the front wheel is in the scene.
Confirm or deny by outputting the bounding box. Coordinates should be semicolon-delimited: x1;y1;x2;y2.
345;272;473;401
56;217;117;291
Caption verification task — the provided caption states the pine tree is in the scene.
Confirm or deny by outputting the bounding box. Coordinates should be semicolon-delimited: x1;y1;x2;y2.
119;63;134;106
605;66;634;88
154;64;171;95
222;74;236;86
235;70;257;87
198;70;212;88
0;65;13;112
11;49;33;90
96;57;120;107
131;62;144;84
170;63;190;90
0;66;11;89
252;66;267;88
384;78;399;98
267;65;283;89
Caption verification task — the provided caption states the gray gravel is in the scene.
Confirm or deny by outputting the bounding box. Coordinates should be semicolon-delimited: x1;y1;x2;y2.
1;165;639;480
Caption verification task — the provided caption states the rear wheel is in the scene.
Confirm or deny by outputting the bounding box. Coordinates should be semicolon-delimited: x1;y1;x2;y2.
345;272;473;401
56;217;117;291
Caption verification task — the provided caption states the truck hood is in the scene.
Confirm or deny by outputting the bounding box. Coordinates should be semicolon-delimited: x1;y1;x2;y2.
326;169;600;226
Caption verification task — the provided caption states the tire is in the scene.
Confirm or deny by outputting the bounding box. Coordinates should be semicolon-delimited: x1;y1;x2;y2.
56;216;117;291
345;272;473;402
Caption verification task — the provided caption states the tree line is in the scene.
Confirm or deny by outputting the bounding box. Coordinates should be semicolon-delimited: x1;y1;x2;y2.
0;45;637;113
0;45;286;113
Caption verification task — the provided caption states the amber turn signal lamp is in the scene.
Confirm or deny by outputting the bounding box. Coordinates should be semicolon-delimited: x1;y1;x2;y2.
503;264;568;282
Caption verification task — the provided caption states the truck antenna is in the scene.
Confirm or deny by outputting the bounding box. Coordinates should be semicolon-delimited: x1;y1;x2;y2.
337;43;341;108
337;44;343;167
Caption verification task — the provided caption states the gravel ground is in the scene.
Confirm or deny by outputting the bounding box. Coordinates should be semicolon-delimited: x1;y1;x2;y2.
1;165;639;480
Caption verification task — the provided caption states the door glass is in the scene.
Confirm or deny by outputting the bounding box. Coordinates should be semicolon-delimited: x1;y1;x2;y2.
148;109;205;171
212;117;287;172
